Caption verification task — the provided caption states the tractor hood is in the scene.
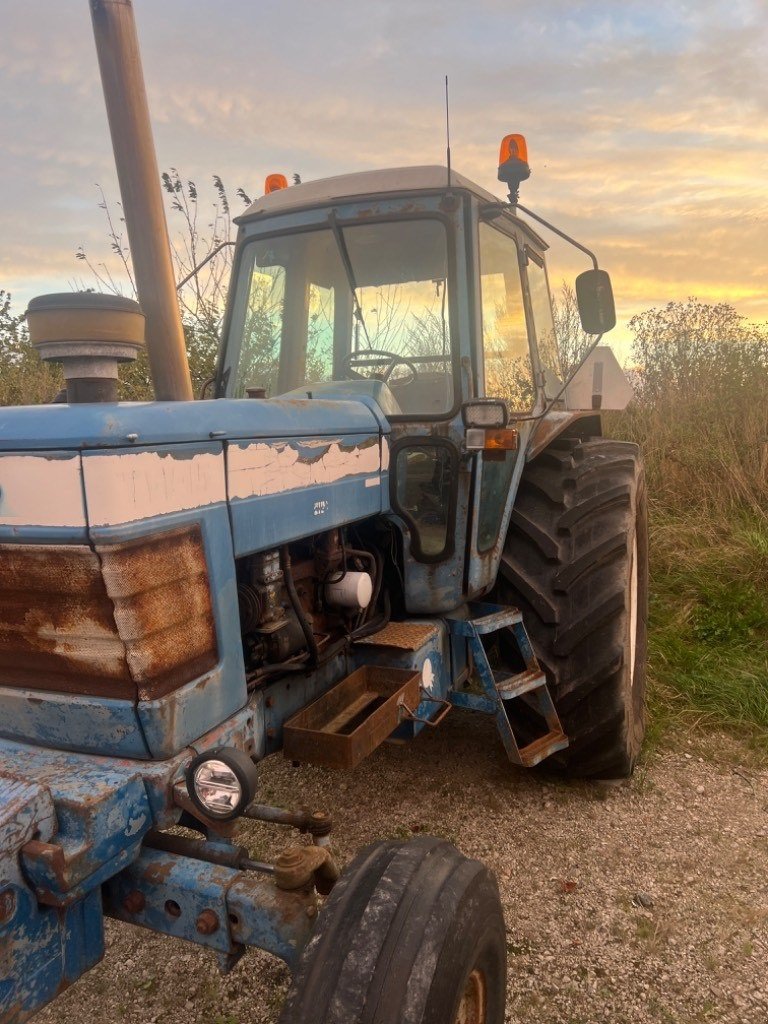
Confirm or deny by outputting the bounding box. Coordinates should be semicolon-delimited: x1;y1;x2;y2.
0;396;388;451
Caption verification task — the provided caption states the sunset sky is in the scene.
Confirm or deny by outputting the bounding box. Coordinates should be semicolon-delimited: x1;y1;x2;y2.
0;0;765;356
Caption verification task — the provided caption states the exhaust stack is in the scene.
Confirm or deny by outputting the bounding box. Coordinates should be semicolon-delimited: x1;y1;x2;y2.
89;0;192;401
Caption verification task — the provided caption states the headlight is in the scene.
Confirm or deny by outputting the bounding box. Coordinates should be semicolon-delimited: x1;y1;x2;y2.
186;747;258;821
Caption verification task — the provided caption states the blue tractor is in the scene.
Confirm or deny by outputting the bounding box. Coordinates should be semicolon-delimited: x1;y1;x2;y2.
0;3;647;1022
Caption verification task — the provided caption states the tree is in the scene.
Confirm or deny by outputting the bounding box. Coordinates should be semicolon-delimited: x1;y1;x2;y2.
628;297;768;404
620;297;768;513
0;291;62;406
74;170;254;400
551;281;592;381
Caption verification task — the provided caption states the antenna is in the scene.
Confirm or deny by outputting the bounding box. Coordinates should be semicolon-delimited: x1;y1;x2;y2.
445;75;452;186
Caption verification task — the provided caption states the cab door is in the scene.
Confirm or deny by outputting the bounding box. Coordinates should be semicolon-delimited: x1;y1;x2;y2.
465;218;540;597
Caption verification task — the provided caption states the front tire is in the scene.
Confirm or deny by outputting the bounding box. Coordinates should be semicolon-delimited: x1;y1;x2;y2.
496;437;648;779
280;836;507;1024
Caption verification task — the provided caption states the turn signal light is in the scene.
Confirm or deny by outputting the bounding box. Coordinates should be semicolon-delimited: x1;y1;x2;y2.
466;427;519;455
264;173;288;194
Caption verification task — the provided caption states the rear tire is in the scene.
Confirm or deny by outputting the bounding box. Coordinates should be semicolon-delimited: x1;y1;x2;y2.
280;835;507;1024
496;437;648;779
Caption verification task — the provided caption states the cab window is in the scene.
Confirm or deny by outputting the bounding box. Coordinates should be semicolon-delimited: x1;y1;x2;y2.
228;219;454;417
478;223;534;411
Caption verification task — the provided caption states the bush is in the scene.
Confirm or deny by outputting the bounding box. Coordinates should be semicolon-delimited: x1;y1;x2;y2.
617;298;768;516
0;291;62;406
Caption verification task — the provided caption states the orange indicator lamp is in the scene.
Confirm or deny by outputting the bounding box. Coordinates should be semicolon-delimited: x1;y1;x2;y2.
264;173;289;194
465;427;519;460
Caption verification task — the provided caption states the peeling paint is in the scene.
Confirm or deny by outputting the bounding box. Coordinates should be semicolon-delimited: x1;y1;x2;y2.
0;454;85;529
227;438;381;500
82;450;226;527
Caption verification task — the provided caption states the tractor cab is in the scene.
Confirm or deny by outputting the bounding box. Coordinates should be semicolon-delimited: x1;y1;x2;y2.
217;165;565;612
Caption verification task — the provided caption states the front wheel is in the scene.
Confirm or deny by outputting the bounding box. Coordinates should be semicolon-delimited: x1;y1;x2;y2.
280;835;507;1024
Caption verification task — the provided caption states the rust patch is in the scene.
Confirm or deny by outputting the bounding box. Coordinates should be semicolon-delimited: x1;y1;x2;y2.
141;859;174;886
0;525;217;703
0;543;133;698
97;526;218;701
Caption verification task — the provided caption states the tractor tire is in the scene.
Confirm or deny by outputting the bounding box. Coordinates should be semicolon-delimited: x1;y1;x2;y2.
496;437;648;779
279;835;507;1024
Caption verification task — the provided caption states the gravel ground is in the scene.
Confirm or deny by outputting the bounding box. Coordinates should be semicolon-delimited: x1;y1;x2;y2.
40;713;767;1024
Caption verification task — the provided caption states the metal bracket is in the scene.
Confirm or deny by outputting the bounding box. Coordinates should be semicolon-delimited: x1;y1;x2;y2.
399;691;452;728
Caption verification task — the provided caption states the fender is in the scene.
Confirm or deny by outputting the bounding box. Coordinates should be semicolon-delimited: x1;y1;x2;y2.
527;410;603;462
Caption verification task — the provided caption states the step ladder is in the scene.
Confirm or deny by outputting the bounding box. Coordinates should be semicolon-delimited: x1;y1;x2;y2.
447;602;569;768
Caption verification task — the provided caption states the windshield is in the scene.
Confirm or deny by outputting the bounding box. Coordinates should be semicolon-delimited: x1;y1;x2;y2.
227;218;454;416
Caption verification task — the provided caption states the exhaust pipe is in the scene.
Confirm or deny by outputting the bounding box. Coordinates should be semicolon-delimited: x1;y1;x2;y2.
89;0;193;401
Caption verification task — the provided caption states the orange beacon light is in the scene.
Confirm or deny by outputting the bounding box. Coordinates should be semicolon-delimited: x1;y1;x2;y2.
264;173;289;194
497;134;530;203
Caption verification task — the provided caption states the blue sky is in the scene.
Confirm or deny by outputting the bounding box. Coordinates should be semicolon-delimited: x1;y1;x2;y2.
0;0;765;352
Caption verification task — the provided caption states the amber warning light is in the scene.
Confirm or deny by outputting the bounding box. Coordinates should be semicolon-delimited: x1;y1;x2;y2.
264;173;288;194
497;133;531;203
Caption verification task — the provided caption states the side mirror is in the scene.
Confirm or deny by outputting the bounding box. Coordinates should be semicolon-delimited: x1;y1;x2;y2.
575;269;616;334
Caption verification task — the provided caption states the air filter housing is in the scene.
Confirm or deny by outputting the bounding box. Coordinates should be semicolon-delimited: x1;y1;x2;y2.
27;292;145;403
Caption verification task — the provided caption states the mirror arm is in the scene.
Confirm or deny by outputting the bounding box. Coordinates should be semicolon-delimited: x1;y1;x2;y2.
512;202;599;271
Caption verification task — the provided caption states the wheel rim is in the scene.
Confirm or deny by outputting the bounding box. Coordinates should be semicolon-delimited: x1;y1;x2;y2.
629;536;638;688
454;968;487;1024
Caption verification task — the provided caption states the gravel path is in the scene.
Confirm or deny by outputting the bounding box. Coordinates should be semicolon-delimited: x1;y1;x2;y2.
40;714;767;1024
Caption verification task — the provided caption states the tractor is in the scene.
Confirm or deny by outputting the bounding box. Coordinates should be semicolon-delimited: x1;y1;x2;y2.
0;2;647;1022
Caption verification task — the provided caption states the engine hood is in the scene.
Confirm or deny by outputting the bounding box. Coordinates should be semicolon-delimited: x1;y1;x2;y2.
0;396;388;451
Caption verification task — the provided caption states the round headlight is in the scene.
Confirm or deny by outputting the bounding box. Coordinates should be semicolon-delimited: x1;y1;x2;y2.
186;747;258;821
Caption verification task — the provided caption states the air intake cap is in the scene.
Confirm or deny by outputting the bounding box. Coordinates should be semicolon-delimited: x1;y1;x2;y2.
26;292;145;403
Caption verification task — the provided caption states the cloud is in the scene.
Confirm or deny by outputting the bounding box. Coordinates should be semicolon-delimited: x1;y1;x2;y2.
0;0;764;360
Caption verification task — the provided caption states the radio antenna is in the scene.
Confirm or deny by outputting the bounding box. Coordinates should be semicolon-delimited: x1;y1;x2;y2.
445;75;452;186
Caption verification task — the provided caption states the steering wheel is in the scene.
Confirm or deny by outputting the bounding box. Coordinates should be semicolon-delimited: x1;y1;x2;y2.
341;349;419;387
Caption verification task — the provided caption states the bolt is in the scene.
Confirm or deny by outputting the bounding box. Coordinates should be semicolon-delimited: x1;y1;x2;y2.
196;909;220;935
308;811;333;838
0;889;16;925
122;890;145;915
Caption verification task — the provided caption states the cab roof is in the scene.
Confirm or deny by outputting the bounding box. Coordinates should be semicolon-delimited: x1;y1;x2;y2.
237;165;500;222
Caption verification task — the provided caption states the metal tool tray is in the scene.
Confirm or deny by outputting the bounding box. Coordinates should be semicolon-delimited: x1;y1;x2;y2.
282;665;421;769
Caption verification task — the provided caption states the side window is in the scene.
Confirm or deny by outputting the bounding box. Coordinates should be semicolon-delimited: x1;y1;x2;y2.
478;223;535;411
392;442;456;561
526;252;560;381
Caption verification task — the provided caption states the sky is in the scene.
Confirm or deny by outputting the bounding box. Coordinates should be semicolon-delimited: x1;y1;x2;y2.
0;0;766;356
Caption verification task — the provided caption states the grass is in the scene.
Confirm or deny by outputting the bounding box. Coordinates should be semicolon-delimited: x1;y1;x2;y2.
646;509;768;738
609;351;768;756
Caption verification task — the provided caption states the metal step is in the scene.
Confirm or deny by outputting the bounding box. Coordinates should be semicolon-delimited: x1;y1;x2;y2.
494;667;547;700
446;600;569;769
447;602;522;637
518;730;569;768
